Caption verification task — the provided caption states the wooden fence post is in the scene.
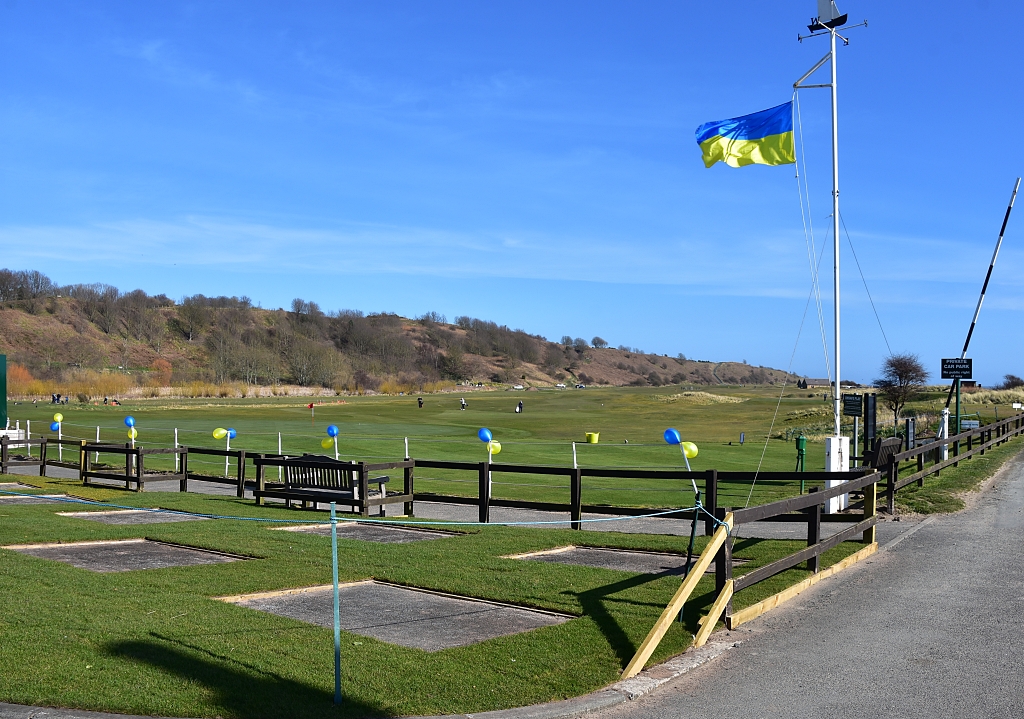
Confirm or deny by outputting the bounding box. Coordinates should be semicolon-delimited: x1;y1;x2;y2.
886;456;898;514
714;506;733;619
478;461;491;524
863;475;877;544
136;450;145;492
358;463;370;517
570;468;582;530
0;436;7;475
254;455;264;506
805;487;821;573
179;449;188;492
404;461;415;516
236;450;247;498
704;469;718;536
77;440;86;481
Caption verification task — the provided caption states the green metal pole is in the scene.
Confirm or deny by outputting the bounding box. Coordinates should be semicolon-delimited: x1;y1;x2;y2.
0;354;7;429
331;502;342;705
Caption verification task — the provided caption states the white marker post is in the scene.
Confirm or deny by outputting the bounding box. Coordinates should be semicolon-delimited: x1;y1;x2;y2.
278;432;283;480
26;420;30;458
174;428;179;472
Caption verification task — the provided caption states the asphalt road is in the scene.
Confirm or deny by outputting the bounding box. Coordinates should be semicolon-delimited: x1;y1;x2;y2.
592;449;1024;719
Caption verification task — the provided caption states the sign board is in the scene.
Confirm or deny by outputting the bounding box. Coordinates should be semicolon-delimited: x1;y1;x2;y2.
1013;402;1023;410
842;393;863;417
960;420;980;430
941;358;973;380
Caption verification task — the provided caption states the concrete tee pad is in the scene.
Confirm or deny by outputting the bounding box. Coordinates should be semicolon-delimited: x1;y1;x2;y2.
276;522;457;544
221;581;571;651
508;546;743;576
0;482;37;489
57;509;210;525
0;494;69;505
3;539;245;572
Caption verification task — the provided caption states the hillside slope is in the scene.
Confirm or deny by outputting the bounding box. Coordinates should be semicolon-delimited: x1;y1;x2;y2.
0;268;799;396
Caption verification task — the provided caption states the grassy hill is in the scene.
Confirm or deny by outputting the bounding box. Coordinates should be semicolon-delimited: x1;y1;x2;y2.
0;267;799;398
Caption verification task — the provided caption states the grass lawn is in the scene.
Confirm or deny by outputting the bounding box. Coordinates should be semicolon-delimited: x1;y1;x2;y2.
0;475;867;718
10;385;847;510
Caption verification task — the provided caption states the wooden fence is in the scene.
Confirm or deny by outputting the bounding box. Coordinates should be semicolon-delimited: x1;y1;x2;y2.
882;411;1024;512
0;436;47;476
81;444;186;492
415;459;872;533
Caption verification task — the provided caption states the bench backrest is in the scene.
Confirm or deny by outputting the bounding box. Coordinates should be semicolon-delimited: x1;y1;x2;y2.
865;437;903;468
282;455;359;490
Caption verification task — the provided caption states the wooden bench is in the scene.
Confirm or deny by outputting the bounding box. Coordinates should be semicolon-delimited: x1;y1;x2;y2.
860;437;903;468
253;455;415;517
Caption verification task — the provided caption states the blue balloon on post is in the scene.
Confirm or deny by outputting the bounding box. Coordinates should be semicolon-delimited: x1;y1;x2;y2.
227;428;237;440
664;428;682;445
478;427;492;442
327;424;339;438
50;421;60;432
124;416;136;428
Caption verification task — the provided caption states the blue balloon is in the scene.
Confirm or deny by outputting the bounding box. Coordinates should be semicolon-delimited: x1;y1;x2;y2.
227;428;237;440
50;421;60;432
327;424;339;438
124;416;136;427
664;428;682;445
478;427;492;442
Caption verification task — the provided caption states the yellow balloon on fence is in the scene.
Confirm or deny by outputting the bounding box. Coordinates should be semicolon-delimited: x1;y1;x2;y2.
53;413;63;423
213;427;228;439
127;428;138;440
488;440;501;455
682;441;698;459
321;437;334;449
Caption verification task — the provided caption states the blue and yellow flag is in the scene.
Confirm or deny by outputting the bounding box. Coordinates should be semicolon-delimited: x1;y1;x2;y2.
695;102;795;169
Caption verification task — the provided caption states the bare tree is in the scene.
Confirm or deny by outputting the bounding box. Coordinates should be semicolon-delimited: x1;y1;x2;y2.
591;336;608;348
874;354;929;427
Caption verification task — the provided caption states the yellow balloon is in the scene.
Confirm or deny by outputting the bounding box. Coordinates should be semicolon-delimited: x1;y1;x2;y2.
682;441;698;459
53;413;63;423
321;438;335;449
213;427;228;439
127;428;138;440
487;440;501;455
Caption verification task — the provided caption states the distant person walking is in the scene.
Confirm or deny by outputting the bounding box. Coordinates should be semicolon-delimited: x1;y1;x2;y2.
417;397;424;408
515;401;523;414
460;398;467;411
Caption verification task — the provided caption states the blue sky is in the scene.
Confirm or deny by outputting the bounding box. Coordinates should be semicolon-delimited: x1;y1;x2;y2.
1;1;1021;385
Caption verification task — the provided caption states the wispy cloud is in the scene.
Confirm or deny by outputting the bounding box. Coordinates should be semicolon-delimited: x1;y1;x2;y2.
0;216;812;294
113;39;264;104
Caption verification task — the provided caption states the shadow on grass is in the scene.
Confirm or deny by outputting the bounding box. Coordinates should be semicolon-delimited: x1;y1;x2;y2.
566;567;716;669
107;633;383;719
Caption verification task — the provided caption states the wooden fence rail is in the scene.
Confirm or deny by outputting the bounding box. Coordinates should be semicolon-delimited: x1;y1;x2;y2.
0;436;48;476
883;411;1024;512
81;444;186;492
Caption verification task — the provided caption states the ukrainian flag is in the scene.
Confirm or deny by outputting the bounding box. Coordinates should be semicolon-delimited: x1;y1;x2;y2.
695;102;795;169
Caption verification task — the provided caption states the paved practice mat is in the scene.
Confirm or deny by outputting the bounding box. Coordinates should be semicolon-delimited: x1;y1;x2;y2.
0;494;69;505
278;522;457;544
57;509;210;525
0;482;37;489
4;539;244;572
224;581;570;651
510;546;743;575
